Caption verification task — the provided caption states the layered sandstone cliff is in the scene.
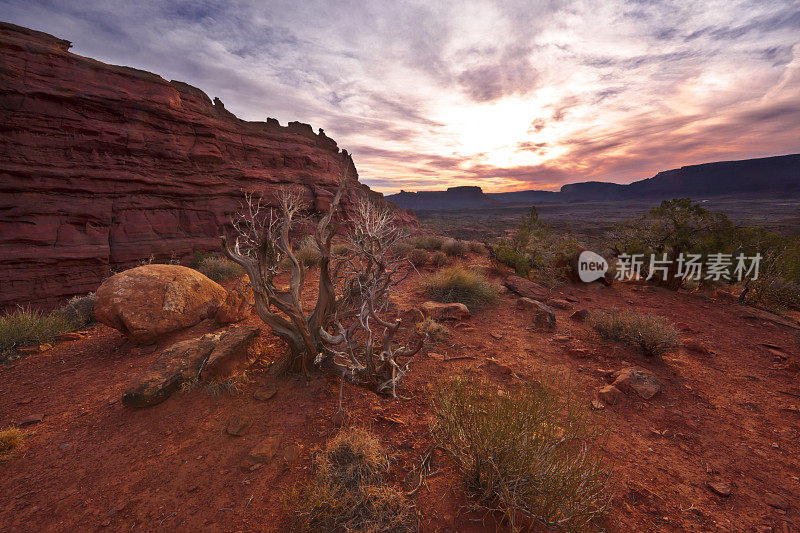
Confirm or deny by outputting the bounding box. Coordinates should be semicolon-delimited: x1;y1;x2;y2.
0;22;414;310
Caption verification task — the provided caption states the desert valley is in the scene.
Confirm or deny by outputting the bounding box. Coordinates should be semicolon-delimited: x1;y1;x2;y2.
2;6;800;533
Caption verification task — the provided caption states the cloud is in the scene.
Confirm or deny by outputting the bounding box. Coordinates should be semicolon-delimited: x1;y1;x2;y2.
1;0;799;194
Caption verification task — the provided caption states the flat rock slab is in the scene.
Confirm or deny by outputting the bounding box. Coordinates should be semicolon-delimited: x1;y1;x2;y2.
612;367;661;399
707;481;733;497
503;275;549;300
249;436;282;462
122;333;220;407
201;325;261;381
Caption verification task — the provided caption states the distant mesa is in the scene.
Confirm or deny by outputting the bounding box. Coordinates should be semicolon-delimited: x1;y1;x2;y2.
386;153;800;211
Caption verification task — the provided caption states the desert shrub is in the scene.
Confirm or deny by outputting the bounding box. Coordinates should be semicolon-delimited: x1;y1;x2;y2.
410;234;445;251
414;318;451;343
0;426;25;462
588;308;679;357
431;379;611;532
295;235;323;268
58;293;95;327
0;304;87;361
408;248;429;268
491;242;533;277
422;265;497;310
738;237;800;312
429;251;449;268
391;241;415;258
467;240;486;254
331;242;351;257
291;428;416;532
442;238;468;258
197;255;245;282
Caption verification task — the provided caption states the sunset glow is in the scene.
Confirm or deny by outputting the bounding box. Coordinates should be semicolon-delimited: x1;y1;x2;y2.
5;0;798;194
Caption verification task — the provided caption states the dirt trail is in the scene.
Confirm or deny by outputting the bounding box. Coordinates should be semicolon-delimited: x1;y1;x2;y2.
1;259;799;532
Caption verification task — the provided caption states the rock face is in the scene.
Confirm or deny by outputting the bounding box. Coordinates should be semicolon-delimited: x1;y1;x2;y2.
0;22;416;310
94;264;227;344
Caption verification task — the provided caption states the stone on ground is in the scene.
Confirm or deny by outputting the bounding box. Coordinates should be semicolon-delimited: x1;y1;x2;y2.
597;385;625;405
95;264;227;344
503;275;549;300
613;367;661;399
420;301;470;321
516;297;556;329
201;325;262;381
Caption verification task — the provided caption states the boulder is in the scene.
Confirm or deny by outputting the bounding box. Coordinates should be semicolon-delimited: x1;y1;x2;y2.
201;325;262;381
95;264;227;344
612;367;661;399
420;301;470;321
503;275;549;300
215;278;254;324
516;297;556;329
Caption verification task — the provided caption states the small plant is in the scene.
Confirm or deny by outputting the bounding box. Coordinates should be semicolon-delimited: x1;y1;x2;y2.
294;235;323;268
391;241;415;258
442;238;468;258
410;234;445;251
414;318;451;343
467;241;486;254
431;379;611;532
0;302;90;361
291;428;417;532
0;426;25;462
429;251;449;268
588;308;680;357
408;248;429;267
196;254;245;282
422;264;497;310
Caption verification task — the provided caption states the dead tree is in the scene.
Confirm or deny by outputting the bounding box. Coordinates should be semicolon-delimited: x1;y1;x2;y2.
221;171;423;395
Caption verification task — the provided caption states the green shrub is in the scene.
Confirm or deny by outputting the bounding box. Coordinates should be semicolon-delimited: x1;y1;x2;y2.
196;255;245;282
0;426;25;462
588;308;680;357
291;428;416;532
442;238;468;258
431;379;611;532
410;235;445;251
422;265;497;310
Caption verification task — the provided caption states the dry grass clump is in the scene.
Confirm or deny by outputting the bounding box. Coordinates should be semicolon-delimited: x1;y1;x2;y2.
431;379;611;532
414;318;451;343
422;264;497;310
196;254;245;282
408;248;430;268
467;240;486;254
294;235;323;268
0;426;25;462
588;308;680;357
442;238;468;258
429;251;449;268
391;241;415;258
291;428;417;532
0;296;95;361
410;234;445;251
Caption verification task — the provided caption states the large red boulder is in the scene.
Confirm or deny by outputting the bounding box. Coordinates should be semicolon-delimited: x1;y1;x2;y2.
94;264;226;343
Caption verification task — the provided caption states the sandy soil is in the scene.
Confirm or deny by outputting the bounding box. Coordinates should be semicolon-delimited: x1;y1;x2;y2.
1;257;799;532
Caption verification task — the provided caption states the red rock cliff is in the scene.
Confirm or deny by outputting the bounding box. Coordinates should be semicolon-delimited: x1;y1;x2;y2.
0;22;415;310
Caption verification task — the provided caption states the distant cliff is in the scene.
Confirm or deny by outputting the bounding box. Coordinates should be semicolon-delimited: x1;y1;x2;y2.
0;21;415;310
386;154;800;210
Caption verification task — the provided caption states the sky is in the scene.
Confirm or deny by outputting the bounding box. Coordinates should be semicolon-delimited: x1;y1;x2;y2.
2;0;799;194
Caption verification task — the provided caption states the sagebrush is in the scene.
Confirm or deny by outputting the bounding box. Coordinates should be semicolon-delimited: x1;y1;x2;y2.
196;255;245;282
431;379;611;532
588;308;680;357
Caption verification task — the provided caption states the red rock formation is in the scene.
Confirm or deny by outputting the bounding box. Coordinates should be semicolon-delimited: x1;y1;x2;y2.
0;22;415;310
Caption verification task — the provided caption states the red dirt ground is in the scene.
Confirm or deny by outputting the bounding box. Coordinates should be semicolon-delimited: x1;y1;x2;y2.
1;256;799;532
